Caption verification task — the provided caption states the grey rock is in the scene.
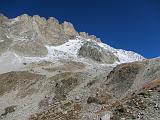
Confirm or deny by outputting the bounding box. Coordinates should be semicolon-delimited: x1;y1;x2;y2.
78;41;119;64
79;32;101;42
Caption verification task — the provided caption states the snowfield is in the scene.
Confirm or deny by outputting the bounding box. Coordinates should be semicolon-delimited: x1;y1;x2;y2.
0;36;145;73
45;36;145;63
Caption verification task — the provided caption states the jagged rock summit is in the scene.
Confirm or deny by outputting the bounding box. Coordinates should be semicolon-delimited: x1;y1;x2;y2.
0;14;103;57
0;14;144;63
1;14;159;120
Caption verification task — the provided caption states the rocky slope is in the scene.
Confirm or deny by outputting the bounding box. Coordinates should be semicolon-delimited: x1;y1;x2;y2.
0;14;159;120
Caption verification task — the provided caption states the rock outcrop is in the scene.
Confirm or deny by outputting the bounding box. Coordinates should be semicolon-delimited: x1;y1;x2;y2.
62;21;78;38
78;41;119;64
79;32;101;42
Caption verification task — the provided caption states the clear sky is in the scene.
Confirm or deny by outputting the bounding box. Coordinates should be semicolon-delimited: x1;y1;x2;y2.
0;0;160;58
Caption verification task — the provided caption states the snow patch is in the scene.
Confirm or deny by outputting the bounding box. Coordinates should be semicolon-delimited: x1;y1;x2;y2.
46;39;83;56
0;40;4;42
98;42;144;63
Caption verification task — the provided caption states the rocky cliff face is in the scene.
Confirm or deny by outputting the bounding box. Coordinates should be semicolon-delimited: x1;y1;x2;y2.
0;14;102;57
0;14;76;56
0;14;159;120
0;14;144;61
78;41;119;64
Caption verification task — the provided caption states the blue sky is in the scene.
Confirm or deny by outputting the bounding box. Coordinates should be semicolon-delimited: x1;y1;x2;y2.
0;0;160;58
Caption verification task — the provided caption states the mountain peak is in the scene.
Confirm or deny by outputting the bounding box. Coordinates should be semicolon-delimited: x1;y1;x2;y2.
62;21;78;37
1;14;159;120
2;14;101;43
0;13;144;62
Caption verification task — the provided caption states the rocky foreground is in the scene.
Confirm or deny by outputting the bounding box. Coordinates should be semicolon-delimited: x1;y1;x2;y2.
0;14;159;120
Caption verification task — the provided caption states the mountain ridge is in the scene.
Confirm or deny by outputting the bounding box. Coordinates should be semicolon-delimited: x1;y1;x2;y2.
0;14;159;120
0;14;144;65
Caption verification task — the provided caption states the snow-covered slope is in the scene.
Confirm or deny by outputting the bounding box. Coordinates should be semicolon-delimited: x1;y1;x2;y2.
45;36;144;64
0;14;145;66
0;36;144;66
98;41;144;63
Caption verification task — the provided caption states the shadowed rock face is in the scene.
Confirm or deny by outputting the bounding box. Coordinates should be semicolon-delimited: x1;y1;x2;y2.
105;62;145;98
78;41;119;64
104;59;160;99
